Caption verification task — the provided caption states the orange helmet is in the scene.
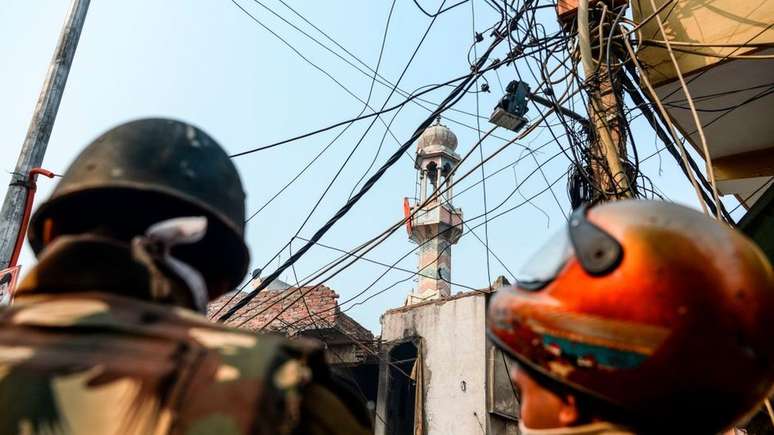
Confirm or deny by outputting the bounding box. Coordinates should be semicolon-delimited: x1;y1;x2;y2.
487;200;774;432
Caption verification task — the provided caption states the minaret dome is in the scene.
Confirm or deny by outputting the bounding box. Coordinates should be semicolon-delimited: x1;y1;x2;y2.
416;117;458;156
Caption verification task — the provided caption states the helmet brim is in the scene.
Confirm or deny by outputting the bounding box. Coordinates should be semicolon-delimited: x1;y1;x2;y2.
28;183;250;299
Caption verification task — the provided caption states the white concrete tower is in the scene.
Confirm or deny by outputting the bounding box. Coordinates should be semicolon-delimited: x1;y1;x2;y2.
406;118;463;305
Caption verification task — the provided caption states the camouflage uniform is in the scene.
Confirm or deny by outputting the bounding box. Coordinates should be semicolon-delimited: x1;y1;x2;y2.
0;236;372;435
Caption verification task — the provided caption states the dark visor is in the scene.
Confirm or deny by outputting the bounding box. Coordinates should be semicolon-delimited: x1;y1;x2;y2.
516;205;623;290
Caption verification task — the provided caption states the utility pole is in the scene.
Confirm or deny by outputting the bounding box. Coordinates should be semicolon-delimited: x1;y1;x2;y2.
575;0;631;200
0;0;90;268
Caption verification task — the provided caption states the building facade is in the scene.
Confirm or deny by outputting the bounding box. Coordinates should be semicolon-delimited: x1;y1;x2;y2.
376;286;518;435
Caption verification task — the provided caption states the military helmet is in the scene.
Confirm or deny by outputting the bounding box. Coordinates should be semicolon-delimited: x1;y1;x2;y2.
28;118;249;299
487;200;774;433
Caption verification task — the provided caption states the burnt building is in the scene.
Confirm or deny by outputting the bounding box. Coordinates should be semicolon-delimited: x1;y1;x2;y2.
375;121;520;435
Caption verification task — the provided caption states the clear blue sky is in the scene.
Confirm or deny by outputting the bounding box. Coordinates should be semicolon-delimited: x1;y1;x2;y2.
0;1;738;332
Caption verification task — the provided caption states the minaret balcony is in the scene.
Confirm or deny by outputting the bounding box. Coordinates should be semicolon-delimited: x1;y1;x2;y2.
408;203;463;244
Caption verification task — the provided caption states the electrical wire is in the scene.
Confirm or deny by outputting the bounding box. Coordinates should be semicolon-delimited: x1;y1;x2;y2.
262;147;568;332
218;13;513;322
294;237;483;290
311;138;683;323
471;0;494;291
237;127;571;325
215;0;404;317
644;0;723;220
273;0;530;138
228;57;516;158
234;0;769;337
227;97;564;325
226;56;589;322
258;0;446;294
215;2;580;324
412;0;470;18
245;131;568;331
227;0;568;324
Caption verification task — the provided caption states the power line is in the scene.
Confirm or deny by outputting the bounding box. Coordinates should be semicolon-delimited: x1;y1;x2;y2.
222;6;581;323
249;0;445;301
227;29;569;158
229;123;513;326
294;236;484;291
296;133;679;325
274;0;493;123
281;158;572;330
231;126;567;322
230;0;384;120
236;110;566;329
243;123;347;223
273;0;565;152
471;0;494;291
412;0;470;17
231;129;567;324
229;0;407;161
216;2;576;323
243;0;409;154
224;70;583;323
228;69;470;157
245;80;474;223
218;0;508;322
217;0;402;317
226;0;760;335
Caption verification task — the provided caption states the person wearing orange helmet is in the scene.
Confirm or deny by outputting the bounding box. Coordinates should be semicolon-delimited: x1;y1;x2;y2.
487;200;774;434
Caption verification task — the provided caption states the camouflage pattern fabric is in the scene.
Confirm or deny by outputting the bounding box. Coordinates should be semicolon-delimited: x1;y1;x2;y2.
0;235;371;434
0;293;371;435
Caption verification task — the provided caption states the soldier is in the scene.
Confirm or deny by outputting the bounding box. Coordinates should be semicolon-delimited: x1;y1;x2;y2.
0;119;372;435
487;200;774;434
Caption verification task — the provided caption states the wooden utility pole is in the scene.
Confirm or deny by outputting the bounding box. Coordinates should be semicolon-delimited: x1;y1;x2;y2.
576;0;630;199
0;0;90;268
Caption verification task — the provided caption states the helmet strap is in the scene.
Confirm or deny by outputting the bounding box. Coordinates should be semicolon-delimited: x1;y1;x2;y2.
131;217;209;313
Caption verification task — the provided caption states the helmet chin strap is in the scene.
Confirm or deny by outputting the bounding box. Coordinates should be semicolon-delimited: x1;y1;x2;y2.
131;217;209;313
518;422;634;435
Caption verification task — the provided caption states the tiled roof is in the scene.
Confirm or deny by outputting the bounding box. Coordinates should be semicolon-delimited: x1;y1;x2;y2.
207;282;373;342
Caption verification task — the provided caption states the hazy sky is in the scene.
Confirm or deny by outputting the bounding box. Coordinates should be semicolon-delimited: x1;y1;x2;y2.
0;1;737;332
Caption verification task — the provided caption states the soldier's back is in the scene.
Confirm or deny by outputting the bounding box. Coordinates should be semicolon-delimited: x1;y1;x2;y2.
0;292;368;435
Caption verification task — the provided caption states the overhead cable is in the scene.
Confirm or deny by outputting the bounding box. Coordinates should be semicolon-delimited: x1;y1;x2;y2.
217;1;507;322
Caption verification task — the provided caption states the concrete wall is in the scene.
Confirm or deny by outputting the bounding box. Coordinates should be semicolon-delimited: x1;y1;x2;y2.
378;293;489;435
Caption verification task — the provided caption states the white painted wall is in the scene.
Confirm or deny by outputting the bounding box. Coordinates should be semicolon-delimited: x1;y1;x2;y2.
381;293;488;435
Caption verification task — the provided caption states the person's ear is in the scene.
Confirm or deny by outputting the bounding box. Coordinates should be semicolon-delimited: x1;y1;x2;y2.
558;394;581;426
42;218;57;245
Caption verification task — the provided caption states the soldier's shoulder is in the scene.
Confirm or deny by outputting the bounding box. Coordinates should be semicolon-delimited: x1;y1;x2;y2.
2;293;322;361
167;305;329;397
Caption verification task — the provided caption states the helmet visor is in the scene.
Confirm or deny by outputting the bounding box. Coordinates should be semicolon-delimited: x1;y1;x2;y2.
516;205;624;289
516;226;573;290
